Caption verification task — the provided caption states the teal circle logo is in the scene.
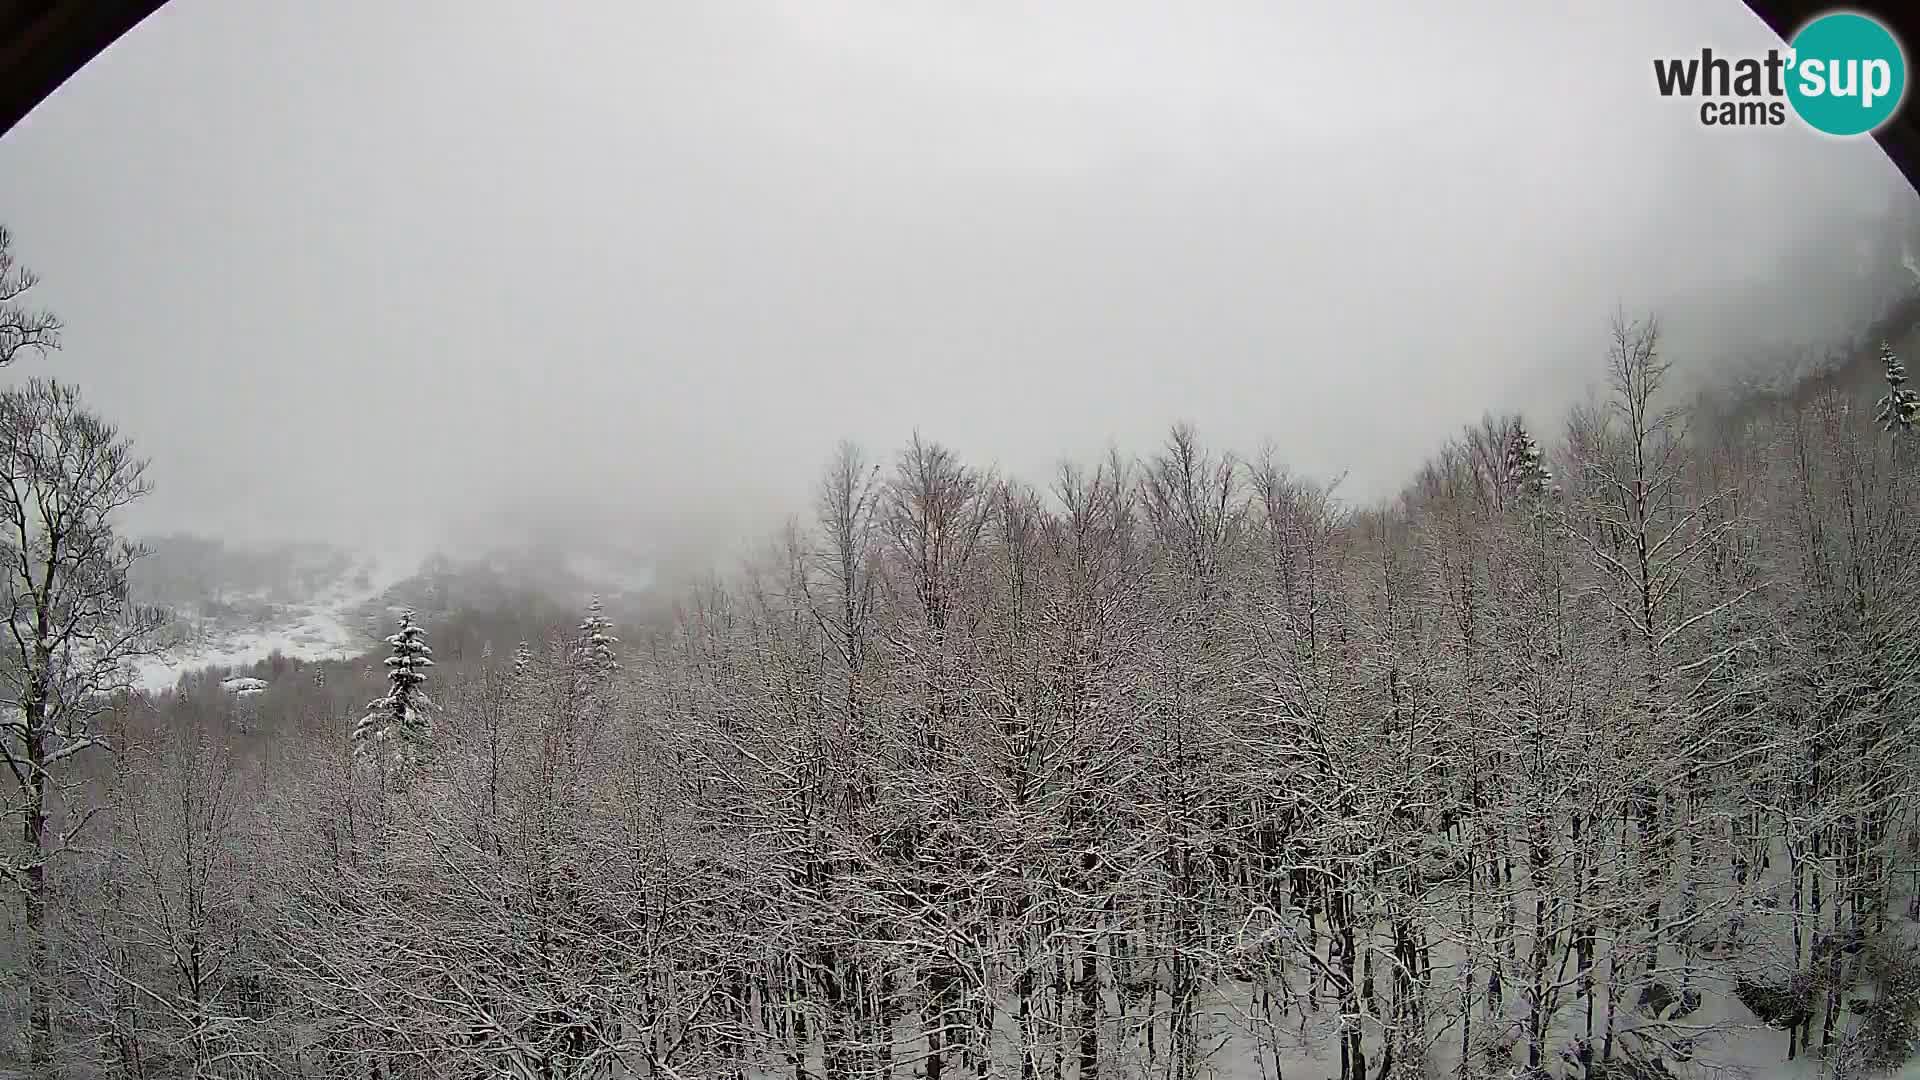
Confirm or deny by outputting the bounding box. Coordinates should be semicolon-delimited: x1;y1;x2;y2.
1787;12;1906;136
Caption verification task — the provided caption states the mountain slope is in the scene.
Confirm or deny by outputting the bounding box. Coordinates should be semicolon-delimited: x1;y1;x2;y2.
126;535;660;693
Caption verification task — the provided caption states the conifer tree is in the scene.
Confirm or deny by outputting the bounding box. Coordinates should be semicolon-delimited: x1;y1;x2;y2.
576;595;619;677
1506;421;1553;500
354;609;435;765
1875;340;1917;434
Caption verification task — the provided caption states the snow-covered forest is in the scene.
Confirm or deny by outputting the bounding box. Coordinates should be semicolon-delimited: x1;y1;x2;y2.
15;0;1920;1070
0;158;1918;1080
3;290;1917;1080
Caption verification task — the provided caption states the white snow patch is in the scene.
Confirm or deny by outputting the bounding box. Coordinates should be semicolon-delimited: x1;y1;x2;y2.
130;554;414;694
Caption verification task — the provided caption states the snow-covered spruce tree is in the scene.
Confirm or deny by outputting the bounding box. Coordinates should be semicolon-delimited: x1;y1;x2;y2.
1875;341;1917;435
512;639;533;679
576;595;619;678
1507;420;1554;502
354;609;434;768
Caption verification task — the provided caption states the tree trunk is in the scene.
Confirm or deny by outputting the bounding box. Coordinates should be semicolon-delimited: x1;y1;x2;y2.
23;699;50;1073
1076;937;1099;1080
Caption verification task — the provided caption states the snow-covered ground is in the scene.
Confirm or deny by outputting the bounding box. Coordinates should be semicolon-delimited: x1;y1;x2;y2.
127;551;416;694
122;534;660;695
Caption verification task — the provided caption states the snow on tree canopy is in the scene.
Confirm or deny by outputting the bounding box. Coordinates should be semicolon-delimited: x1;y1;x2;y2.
353;608;433;761
576;595;619;675
1876;340;1918;434
1505;423;1553;500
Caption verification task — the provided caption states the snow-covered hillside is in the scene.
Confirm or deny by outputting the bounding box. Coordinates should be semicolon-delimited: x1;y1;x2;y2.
125;535;660;694
128;548;417;693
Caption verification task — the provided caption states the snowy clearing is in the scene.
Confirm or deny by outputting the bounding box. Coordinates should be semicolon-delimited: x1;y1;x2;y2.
127;553;415;693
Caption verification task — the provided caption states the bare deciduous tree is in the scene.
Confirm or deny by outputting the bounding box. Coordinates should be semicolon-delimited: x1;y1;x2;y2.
0;227;61;369
0;379;163;1068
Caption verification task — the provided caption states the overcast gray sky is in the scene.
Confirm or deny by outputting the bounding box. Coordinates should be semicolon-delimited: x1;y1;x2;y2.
0;0;1913;559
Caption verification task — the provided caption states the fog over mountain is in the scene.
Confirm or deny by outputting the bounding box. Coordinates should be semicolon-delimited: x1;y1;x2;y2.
0;0;1915;565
